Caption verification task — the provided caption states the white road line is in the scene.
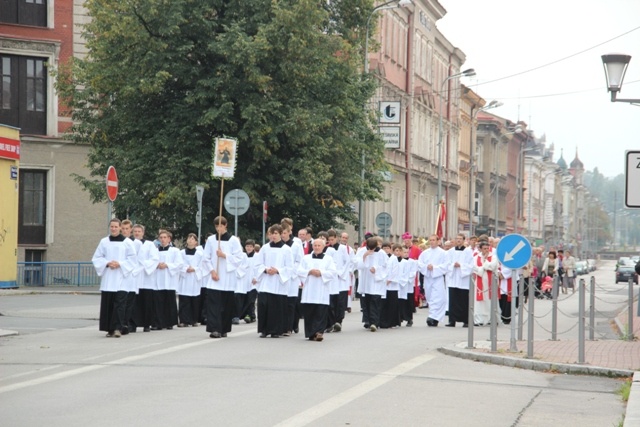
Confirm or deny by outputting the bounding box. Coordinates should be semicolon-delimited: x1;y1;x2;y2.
0;329;255;394
274;352;437;427
1;364;64;381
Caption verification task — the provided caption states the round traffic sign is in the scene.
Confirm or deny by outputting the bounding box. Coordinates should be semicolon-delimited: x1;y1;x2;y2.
375;212;392;230
224;189;250;216
496;234;532;269
106;166;118;202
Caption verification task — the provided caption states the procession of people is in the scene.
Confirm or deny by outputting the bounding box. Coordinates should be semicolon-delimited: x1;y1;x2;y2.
93;217;566;341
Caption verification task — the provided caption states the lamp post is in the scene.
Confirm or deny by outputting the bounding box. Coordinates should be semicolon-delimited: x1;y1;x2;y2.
601;54;640;105
358;0;412;244
437;68;475;237
469;100;502;238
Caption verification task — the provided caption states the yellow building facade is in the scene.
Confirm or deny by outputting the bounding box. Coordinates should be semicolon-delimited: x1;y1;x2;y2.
0;125;20;288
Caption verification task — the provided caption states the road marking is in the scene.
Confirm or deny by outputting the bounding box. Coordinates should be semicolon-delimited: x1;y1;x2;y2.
0;329;255;394
1;364;64;381
274;352;436;427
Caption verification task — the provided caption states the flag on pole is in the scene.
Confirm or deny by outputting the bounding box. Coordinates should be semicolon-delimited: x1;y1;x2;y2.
436;200;446;240
212;137;238;179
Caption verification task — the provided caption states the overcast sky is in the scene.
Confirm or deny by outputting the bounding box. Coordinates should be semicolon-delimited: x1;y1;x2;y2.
437;0;640;179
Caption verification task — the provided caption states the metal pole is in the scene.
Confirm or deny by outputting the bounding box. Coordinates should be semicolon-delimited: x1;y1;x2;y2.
358;152;365;244
494;143;499;236
234;190;239;236
490;273;498;352
526;277;535;358
589;276;595;340
467;274;475;349
628;277;635;341
468;109;475;238
107;201;112;234
509;276;518;352
518;275;524;340
551;274;558;340
578;277;585;364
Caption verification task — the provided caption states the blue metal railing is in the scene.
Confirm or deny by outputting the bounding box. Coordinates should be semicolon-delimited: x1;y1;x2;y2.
17;262;100;287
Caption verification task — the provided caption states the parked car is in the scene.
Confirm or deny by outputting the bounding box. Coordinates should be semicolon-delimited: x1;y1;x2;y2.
587;259;597;272
575;260;588;275
615;265;638;284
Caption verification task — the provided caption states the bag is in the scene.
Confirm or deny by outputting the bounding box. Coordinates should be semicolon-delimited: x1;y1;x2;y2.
558;267;565;276
635;260;640;275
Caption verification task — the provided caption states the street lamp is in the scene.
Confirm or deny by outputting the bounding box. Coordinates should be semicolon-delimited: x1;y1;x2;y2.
468;100;502;237
437;67;476;237
358;0;412;244
601;54;640;105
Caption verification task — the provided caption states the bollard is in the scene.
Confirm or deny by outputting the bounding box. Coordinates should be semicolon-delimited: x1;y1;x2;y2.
467;274;475;349
509;276;518;352
527;276;535;358
578;278;585;364
589;277;595;341
518;276;524;341
490;273;498;353
551;274;559;341
628;278;635;341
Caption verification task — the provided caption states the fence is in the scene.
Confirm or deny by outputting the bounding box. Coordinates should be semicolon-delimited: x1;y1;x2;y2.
17;262;99;287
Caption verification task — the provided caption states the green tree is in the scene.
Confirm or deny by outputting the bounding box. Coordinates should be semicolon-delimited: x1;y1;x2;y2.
57;0;387;241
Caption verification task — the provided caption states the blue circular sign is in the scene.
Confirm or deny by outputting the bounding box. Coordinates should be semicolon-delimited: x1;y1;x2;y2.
496;234;533;269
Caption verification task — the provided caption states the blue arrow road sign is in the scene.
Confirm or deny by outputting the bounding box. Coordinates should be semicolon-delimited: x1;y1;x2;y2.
496;234;532;269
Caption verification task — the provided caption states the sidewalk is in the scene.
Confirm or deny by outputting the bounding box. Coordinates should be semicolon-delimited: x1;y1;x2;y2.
439;298;640;426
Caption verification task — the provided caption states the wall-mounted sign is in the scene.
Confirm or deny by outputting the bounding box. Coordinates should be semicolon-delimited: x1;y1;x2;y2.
10;166;17;180
380;126;401;149
0;136;20;160
379;101;401;124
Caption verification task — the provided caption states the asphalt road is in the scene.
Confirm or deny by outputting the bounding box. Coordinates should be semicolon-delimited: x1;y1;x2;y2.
0;262;627;426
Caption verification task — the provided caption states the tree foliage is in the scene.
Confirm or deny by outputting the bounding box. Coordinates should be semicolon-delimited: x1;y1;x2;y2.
57;0;387;240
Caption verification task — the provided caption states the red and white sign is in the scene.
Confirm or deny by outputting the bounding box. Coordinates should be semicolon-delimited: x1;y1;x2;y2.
106;166;118;202
0;136;20;160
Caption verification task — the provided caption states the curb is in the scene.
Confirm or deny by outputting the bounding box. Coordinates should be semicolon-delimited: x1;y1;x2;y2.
625;371;640;427
438;345;633;378
0;329;19;337
0;289;101;296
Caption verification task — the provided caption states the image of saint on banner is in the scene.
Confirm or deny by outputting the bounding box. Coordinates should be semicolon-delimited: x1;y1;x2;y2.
212;137;238;179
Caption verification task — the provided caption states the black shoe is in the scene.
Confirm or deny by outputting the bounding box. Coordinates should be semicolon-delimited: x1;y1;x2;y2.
121;326;130;335
232;317;240;325
221;333;227;338
364;324;370;329
259;333;268;338
271;334;281;338
166;326;173;330
143;327;150;332
150;326;160;331
445;323;455;327
463;323;469;328
294;328;299;334
210;332;221;338
406;320;413;327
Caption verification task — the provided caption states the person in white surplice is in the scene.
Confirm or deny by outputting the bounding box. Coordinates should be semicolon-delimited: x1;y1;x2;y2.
417;234;448;327
472;241;498;326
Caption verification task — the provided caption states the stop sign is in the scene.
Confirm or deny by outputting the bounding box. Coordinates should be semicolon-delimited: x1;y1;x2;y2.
106;166;118;202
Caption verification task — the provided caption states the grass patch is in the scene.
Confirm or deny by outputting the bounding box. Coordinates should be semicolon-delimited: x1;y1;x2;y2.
617;378;632;402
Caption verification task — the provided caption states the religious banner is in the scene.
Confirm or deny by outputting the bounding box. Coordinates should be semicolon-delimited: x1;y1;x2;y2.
435;200;446;240
212;137;238;179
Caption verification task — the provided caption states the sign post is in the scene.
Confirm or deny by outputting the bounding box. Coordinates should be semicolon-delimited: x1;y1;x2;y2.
375;212;392;238
224;189;250;236
196;185;204;243
496;234;533;353
106;166;118;233
262;201;268;246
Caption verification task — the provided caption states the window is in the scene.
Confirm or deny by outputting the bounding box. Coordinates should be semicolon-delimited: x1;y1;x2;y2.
0;54;47;135
0;0;47;27
19;169;47;245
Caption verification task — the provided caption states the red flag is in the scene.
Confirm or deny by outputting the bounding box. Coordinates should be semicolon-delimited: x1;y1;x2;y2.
436;201;446;240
